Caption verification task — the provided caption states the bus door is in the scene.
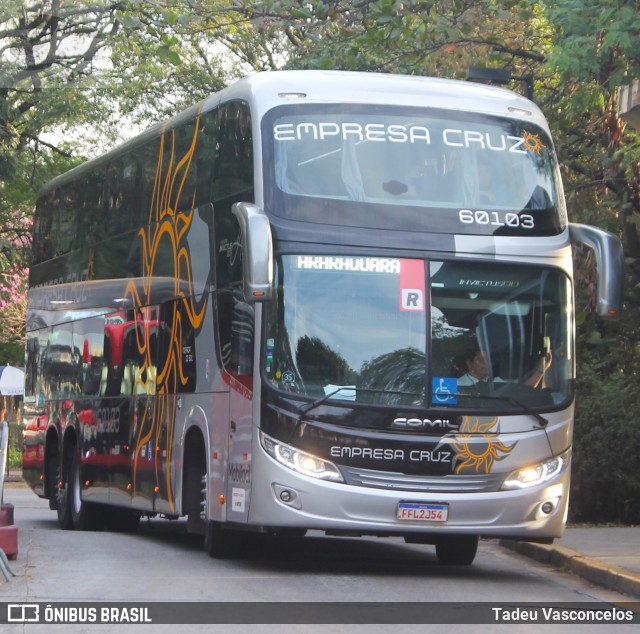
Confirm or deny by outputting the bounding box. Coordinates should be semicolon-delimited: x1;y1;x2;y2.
219;289;255;523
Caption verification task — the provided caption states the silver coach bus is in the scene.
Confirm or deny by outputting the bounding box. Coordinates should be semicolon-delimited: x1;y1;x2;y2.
24;71;623;565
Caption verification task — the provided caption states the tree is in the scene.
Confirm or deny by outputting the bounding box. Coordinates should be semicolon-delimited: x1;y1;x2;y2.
0;1;286;349
542;0;640;269
0;2;125;172
0;2;124;349
0;139;80;356
0;208;29;346
181;0;547;80
539;0;640;523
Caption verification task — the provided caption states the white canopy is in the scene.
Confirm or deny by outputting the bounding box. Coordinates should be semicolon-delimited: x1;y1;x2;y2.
0;366;24;396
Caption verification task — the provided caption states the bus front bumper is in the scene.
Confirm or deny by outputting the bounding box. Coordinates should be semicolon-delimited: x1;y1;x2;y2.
244;449;569;541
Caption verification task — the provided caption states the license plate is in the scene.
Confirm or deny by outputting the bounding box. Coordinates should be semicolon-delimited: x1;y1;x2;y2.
397;502;449;523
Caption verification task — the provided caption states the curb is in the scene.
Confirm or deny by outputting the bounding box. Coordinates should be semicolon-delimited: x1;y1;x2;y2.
3;471;23;483
499;540;640;600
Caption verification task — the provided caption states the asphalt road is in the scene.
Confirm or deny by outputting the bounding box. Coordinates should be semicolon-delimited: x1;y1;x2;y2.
1;482;638;633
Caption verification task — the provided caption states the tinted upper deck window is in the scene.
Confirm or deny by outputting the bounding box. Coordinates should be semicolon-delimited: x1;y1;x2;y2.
262;104;567;237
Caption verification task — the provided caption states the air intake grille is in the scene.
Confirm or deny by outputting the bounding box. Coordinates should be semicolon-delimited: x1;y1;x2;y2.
341;466;503;493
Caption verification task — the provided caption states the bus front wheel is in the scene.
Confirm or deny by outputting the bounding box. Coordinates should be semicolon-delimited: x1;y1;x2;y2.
204;521;244;558
435;535;479;566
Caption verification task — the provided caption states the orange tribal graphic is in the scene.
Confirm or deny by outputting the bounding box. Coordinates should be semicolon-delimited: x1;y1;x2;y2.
448;416;515;474
125;112;208;510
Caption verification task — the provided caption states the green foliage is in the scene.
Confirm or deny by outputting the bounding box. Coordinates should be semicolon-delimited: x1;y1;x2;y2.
539;0;640;524
0;341;23;366
276;0;513;75
8;447;21;470
7;420;22;470
545;0;640;88
0;145;82;348
105;19;239;128
571;341;640;524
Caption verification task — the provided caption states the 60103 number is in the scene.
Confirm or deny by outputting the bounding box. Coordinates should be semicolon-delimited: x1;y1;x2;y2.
459;209;534;229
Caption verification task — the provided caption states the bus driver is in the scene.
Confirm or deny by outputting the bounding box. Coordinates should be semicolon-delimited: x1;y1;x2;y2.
458;343;552;389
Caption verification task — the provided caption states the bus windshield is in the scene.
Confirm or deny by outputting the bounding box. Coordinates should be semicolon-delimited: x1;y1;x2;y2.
262;104;566;236
264;256;573;412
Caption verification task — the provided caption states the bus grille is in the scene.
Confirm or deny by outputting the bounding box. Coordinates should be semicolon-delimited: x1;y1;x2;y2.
341;467;503;493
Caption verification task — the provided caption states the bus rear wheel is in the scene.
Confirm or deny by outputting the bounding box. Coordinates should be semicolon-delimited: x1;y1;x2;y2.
56;458;73;530
47;450;60;511
64;450;105;531
435;535;479;566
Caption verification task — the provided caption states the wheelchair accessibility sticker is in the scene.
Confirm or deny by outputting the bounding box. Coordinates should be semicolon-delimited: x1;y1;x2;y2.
432;377;457;405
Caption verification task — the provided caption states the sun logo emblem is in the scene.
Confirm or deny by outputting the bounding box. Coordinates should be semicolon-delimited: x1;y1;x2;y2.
447;416;515;474
522;131;545;154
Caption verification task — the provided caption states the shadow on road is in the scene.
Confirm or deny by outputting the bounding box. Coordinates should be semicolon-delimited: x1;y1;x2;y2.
134;516;515;581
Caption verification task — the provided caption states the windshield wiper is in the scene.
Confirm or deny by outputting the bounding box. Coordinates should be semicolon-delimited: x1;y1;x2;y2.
452;391;549;427
297;386;422;418
295;386;548;427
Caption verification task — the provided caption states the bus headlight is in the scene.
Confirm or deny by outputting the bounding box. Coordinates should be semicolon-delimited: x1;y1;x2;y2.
260;432;344;482
501;451;569;490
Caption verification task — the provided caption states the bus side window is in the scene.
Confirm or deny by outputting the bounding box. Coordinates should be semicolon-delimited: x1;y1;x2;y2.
101;312;127;397
128;306;160;396
156;300;196;394
32;192;55;263
195;109;219;208
53;183;78;257
174;122;198;214
176;300;197;392
217;289;254;382
25;332;39;400
74;317;104;396
43;324;77;398
78;169;105;250
213;101;253;202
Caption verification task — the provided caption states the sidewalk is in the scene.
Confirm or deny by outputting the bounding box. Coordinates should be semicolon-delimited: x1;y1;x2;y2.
3;469;22;485
500;527;640;599
3;470;640;599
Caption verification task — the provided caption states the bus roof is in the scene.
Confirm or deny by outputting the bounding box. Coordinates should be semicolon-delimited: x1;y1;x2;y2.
39;70;549;195
223;70;546;124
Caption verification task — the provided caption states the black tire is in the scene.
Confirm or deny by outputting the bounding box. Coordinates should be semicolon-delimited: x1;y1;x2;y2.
204;521;244;558
185;462;206;535
58;448;104;531
47;451;60;511
56;453;73;530
435;535;479;566
69;451;105;531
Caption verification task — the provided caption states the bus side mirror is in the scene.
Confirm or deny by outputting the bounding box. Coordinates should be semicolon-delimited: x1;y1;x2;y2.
232;202;273;303
569;223;624;318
